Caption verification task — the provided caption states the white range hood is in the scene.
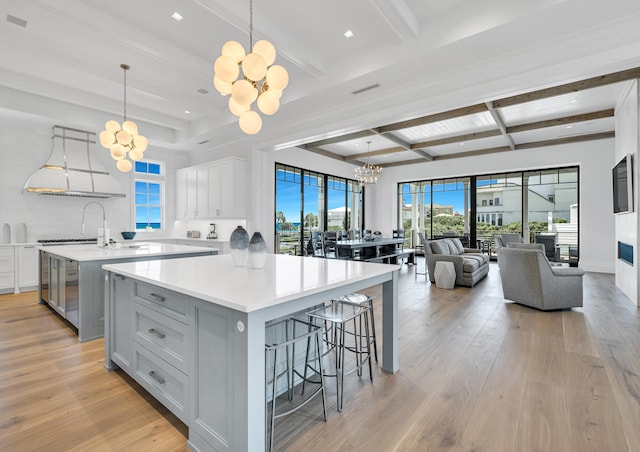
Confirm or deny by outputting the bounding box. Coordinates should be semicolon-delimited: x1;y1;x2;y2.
24;125;125;198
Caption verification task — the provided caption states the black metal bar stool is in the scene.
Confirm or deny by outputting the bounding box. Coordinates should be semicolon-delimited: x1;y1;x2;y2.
265;317;327;452
306;302;373;412
332;293;378;363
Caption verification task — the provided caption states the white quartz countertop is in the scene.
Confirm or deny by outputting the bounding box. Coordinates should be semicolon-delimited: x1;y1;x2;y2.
40;242;217;262
102;254;399;313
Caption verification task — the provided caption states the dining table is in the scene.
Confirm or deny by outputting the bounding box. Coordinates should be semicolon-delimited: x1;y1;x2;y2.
335;237;406;260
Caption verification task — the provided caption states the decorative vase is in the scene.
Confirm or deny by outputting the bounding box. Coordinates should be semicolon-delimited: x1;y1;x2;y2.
1;223;10;244
249;232;267;269
230;225;249;267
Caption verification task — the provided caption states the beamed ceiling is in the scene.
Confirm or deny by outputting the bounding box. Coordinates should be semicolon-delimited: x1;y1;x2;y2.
1;0;640;167
302;68;639;169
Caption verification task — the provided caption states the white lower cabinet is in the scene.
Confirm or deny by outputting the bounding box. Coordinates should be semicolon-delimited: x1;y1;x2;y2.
17;244;38;291
132;341;189;424
108;274;191;425
106;273;242;451
0;246;15;293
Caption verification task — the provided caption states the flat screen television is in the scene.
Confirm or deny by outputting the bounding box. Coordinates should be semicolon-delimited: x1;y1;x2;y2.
612;153;633;214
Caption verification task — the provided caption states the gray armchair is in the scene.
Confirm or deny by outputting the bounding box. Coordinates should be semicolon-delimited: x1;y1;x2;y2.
494;233;523;250
498;247;585;310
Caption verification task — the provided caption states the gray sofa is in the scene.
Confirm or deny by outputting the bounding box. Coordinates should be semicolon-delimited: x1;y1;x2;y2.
498;247;585;310
425;238;489;287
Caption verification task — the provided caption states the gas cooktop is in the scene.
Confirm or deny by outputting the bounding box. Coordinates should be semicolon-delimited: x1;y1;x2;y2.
37;238;98;245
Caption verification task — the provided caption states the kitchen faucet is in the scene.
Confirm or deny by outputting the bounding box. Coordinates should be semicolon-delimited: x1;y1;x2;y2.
81;202;108;245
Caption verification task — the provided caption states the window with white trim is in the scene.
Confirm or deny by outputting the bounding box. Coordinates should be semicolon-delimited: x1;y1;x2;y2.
134;160;164;230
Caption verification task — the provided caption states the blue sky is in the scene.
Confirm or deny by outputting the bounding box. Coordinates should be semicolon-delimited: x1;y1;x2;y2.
276;170;350;223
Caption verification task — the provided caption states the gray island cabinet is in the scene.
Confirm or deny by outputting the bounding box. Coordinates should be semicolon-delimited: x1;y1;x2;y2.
39;242;217;342
103;254;399;452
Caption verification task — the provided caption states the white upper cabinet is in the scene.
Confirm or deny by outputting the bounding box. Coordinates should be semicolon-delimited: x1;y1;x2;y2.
176;157;247;220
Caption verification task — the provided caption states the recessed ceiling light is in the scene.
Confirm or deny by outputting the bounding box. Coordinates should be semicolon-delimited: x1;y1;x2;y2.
344;30;354;38
184;110;191;114
570;99;577;103
171;12;183;21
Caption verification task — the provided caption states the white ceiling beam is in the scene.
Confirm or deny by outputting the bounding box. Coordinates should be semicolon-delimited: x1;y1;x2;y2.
370;0;420;42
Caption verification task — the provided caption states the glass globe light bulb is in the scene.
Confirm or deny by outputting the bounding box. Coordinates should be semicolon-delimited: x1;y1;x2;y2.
221;40;246;63
129;149;143;161
99;130;114;148
266;65;289;90
253;40;276;66
116;130;132;146
239;110;262;135
213;75;232;95
117;159;133;172
214;55;240;83
110;144;126;160
242;53;267;82
268;88;283;100
257;91;280;115
228;97;250;117
122;120;138;136
133;135;148;152
231;79;258;106
105;120;121;133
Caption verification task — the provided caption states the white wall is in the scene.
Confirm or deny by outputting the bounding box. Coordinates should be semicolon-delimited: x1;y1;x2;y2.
614;81;639;305
0;120;188;242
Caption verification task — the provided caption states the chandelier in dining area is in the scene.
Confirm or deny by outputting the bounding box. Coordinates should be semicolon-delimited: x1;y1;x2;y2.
355;141;382;185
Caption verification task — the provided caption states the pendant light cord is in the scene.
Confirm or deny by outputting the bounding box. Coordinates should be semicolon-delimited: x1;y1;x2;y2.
120;63;130;122
249;0;253;49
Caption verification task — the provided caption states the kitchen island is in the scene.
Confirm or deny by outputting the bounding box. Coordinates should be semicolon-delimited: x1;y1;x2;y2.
39;242;217;341
102;253;399;452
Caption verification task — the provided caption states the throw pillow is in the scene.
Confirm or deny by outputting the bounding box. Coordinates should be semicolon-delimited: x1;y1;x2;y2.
431;241;450;255
451;238;465;254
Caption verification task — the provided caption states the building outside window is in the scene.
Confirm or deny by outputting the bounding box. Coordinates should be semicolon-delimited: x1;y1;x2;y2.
134;160;163;230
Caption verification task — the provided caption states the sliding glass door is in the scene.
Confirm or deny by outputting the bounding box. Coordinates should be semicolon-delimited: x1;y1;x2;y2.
275;164;302;255
524;167;578;262
399;165;579;264
275;163;363;255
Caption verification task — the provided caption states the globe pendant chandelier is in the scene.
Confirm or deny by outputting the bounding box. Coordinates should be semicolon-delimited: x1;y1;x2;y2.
355;141;382;185
212;0;289;135
99;64;148;172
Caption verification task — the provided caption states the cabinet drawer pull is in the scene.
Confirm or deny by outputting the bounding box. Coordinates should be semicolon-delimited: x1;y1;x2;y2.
148;293;166;302
149;370;165;385
148;328;166;339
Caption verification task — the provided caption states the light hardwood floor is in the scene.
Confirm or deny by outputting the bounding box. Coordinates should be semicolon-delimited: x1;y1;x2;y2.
1;260;639;451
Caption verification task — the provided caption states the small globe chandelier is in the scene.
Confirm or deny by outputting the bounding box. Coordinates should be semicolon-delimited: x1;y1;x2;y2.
99;64;148;172
212;0;289;135
355;141;382;185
